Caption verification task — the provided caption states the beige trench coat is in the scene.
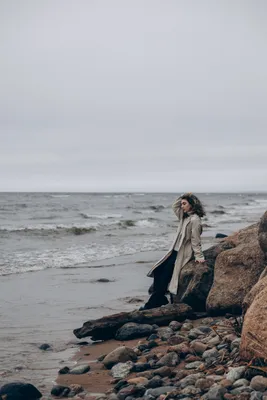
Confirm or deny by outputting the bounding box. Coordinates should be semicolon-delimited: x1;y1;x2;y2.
147;197;205;295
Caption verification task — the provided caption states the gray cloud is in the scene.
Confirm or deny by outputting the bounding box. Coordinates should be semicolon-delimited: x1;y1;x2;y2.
1;0;267;191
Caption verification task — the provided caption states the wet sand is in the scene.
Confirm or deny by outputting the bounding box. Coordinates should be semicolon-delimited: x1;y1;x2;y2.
0;251;164;394
0;241;215;396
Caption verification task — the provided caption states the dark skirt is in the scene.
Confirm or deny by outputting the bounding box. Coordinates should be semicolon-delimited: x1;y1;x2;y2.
143;250;177;309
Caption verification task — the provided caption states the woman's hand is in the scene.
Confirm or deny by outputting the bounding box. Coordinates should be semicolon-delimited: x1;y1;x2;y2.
196;259;206;263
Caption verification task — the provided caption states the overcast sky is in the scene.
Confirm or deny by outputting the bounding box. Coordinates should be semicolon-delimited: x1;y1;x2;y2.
1;1;267;192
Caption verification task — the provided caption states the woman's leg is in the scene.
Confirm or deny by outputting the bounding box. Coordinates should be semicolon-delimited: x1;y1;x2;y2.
142;251;177;310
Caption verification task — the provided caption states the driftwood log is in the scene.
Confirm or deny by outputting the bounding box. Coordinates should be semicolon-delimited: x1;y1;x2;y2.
73;303;193;340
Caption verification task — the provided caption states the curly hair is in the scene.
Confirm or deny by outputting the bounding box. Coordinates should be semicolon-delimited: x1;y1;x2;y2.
181;193;206;218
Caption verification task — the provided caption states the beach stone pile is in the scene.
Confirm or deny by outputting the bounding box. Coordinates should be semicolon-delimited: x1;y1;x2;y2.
90;318;267;400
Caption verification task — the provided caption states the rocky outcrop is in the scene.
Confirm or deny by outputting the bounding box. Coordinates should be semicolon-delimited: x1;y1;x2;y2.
206;220;267;316
259;211;267;255
174;241;234;311
240;275;267;360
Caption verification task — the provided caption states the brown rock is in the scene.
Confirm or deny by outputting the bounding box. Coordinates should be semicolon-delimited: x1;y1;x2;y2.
167;335;188;346
127;377;148;386
191;341;208;355
220;379;233;389
226;223;259;247
103;347;137;369
173;369;188;380
136;370;153;379
215;367;225;375
250;375;267;391
243;275;267;314
168;343;192;357
240;276;267;360
185;355;201;363
152;366;173;377
207;236;265;315
195;378;214;391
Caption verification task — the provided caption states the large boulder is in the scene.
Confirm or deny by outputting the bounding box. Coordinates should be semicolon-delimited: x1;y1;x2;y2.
225;222;259;247
206;239;265;315
240;275;267;360
206;217;267;316
173;241;234;311
243;274;267;314
115;322;155;340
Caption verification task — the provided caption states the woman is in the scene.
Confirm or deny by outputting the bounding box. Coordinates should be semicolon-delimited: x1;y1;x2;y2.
141;193;206;310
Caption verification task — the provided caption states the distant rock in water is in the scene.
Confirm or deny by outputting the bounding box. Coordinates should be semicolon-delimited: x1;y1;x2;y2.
0;382;42;399
119;220;135;228
215;233;228;239
68;226;97;235
39;343;51;351
149;205;165;212
91;278;115;283
210;210;226;215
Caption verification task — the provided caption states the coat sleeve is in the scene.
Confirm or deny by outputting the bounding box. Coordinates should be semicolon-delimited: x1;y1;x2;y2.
191;218;205;261
172;196;183;220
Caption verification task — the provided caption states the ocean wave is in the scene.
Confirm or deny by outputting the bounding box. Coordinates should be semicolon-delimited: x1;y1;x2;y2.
0;236;170;276
50;194;70;198
80;212;122;220
0;216;160;237
0;224;97;236
118;218;159;229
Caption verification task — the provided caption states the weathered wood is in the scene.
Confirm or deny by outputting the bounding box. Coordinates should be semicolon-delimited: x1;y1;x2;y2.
73;303;193;340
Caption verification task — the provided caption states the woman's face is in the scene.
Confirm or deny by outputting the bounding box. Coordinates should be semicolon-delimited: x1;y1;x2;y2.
181;198;192;213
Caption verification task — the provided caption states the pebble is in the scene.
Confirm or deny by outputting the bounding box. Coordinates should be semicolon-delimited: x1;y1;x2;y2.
168;343;192;357
191;341;209;355
205;385;227;399
250;392;264;399
251;376;267;392
188;328;205;340
233;379;250;388
181;322;194;331
145;386;175;397
58;366;70;374
146;376;163;389
181;385;202;395
51;385;70;397
152;366;173;377
157;327;174;341
167;334;188;346
39;343;51;351
127;377;148;386
111;362;134;379
195;378;214;391
203;348;220;360
132;363;151;373
157;352;179;367
230;338;241;351
185;361;203;370
226;366;246;382
69;364;91;375
169;321;182;331
179;373;204;388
